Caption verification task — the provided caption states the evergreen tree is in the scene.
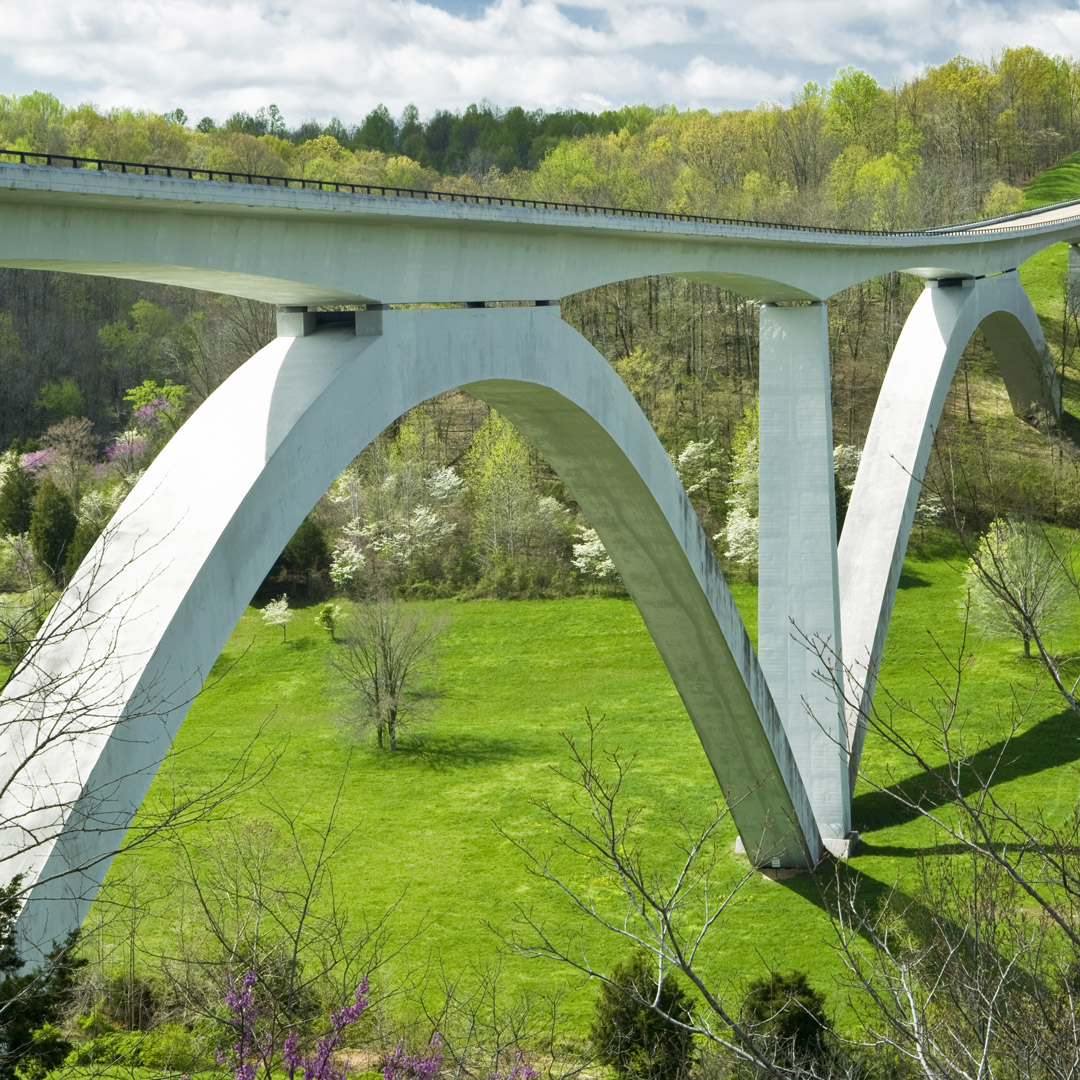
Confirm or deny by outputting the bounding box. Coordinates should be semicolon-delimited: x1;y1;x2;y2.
28;480;76;583
740;970;831;1067
0;877;85;1080
591;950;693;1080
63;517;102;582
0;460;36;536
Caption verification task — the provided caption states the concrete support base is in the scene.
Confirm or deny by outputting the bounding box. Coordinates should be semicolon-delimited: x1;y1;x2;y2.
736;832;859;860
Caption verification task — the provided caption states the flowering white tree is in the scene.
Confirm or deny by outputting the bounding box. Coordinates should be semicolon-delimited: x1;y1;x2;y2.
572;527;618;581
260;595;293;642
720;406;759;569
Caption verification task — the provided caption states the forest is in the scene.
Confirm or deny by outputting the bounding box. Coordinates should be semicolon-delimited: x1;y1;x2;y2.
2;44;1080;1080
3;46;1080;605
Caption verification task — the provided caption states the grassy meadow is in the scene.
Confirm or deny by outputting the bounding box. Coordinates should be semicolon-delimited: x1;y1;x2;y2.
96;540;1080;1032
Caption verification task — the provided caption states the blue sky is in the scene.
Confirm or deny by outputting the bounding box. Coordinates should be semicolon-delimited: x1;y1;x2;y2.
2;0;1079;126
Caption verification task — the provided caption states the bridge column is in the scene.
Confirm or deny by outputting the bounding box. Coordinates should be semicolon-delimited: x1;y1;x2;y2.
1069;245;1080;317
757;301;851;847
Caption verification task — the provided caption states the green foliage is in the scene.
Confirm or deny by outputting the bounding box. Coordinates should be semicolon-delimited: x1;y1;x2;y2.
465;411;535;567
962;518;1071;657
32;378;83;426
0;458;36;537
983;180;1024;218
740;970;830;1066
265;515;330;598
0;889;87;1080
122;378;187;415
63;516;101;582
28;480;76;583
135;1021;209;1072
826;66;883;146
316;602;342;640
591;950;693;1080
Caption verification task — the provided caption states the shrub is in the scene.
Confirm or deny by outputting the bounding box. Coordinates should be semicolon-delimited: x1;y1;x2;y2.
739;970;830;1067
591;950;694;1080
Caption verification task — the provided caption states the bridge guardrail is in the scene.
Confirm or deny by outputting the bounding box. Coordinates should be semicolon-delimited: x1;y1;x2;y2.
4;148;1080;240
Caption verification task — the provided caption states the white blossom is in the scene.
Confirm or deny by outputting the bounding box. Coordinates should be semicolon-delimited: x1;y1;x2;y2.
573;527;618;580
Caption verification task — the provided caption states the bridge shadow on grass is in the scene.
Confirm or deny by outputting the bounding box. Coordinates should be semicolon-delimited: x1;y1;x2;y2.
781;859;1047;991
851;706;1080;835
1057;404;1080;448
896;568;933;590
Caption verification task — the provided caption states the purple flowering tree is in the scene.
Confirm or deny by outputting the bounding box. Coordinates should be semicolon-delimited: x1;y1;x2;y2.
215;971;403;1080
382;1034;443;1080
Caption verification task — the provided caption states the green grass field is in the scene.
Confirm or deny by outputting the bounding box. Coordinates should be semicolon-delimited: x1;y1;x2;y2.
98;539;1080;1032
1018;149;1080;334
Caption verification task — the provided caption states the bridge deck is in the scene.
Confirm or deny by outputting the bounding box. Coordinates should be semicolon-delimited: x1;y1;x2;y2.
4;159;1080;303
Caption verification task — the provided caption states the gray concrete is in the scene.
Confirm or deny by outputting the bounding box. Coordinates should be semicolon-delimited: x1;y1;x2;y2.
0;307;821;960
838;272;1058;781
758;303;850;844
1068;244;1080;318
4;164;1080;305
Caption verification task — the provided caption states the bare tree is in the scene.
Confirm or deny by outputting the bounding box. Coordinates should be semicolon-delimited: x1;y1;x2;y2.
0;513;274;963
799;618;1080;1080
331;599;445;751
496;716;808;1079
415;956;589;1080
119;783;408;1051
40;416;97;510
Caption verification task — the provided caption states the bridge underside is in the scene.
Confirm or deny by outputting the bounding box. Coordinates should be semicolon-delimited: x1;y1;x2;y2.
0;267;1061;961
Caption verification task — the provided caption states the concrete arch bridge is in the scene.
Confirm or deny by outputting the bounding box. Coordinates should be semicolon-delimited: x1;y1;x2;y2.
0;159;1076;956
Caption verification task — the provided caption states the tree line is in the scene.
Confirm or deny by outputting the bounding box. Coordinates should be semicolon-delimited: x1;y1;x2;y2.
5;46;1080;223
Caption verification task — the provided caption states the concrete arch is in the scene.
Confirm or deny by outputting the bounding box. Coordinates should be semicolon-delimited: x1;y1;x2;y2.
837;271;1059;781
0;305;822;959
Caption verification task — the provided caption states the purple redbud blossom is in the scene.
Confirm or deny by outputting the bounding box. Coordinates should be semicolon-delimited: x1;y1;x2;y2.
383;1033;443;1080
496;1052;540;1080
21;448;55;472
280;980;369;1080
221;970;263;1080
105;436;148;464
284;1031;303;1074
220;970;373;1080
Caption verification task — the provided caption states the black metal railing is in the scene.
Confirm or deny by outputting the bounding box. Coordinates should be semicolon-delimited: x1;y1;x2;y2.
4;147;1080;240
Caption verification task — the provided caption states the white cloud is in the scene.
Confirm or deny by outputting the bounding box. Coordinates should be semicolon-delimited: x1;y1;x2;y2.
0;0;1076;125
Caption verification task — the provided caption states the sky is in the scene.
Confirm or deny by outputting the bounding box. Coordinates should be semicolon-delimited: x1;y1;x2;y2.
2;0;1080;127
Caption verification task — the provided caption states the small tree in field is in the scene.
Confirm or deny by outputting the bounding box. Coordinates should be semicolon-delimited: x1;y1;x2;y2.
260;594;293;642
962;516;1070;658
332;599;444;750
740;970;831;1069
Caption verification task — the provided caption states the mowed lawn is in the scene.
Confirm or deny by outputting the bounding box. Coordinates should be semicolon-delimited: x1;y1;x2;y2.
103;543;1080;1031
